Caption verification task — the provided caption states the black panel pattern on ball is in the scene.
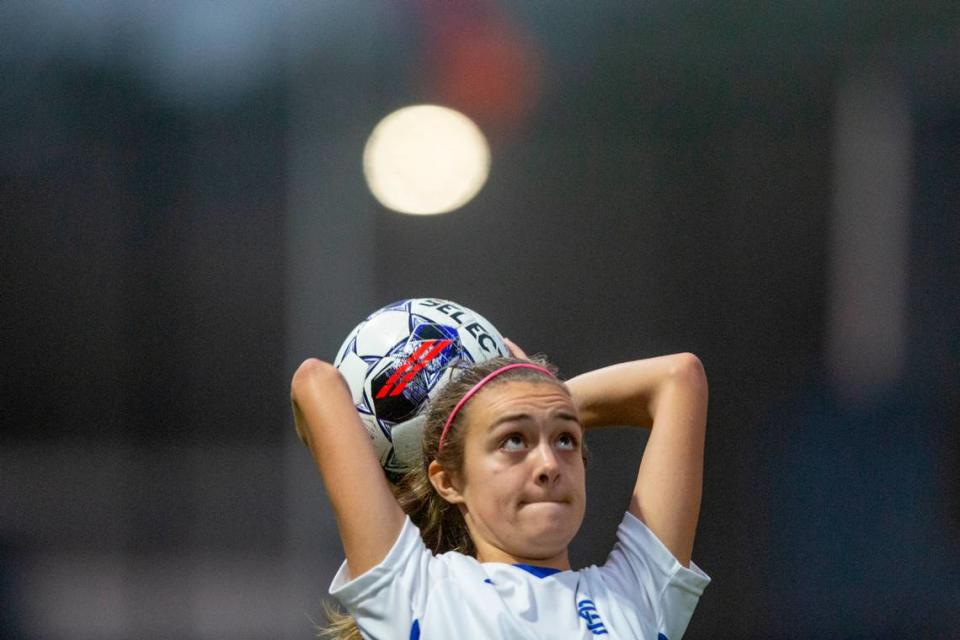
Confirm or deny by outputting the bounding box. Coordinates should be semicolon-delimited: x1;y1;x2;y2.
341;328;394;438
356;355;380;418
375;298;412;318
334;334;357;367
383;450;405;484
370;320;461;426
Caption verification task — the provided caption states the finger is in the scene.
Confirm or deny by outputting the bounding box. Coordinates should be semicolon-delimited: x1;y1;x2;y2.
503;337;529;360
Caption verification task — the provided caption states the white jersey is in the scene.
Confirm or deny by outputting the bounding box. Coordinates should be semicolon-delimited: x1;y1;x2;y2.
329;511;710;639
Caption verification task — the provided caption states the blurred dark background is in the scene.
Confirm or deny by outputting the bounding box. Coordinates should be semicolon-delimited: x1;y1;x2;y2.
2;2;959;638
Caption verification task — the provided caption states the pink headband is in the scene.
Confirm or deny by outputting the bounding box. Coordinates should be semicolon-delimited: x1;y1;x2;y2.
437;363;556;451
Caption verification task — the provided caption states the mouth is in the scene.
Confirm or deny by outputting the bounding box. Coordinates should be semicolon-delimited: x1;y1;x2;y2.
519;499;569;506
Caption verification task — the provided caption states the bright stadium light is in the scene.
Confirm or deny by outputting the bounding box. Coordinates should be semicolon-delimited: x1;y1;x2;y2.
363;105;490;215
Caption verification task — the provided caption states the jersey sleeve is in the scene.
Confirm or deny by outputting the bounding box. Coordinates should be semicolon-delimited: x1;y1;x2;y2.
328;515;431;640
600;511;710;640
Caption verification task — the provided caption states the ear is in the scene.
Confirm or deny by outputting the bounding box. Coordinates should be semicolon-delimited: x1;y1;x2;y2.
428;459;465;505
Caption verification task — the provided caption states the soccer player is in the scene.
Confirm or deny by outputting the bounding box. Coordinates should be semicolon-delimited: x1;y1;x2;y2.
291;345;710;639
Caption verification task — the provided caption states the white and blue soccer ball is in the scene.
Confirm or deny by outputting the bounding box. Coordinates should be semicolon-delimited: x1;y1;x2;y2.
333;298;508;480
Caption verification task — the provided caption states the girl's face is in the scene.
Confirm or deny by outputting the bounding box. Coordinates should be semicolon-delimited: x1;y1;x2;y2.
451;380;586;569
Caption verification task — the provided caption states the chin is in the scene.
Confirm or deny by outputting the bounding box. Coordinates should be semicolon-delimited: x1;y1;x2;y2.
521;501;583;528
518;518;579;552
508;537;567;562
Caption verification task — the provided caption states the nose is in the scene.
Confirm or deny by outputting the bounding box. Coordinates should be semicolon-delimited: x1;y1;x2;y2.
534;441;560;486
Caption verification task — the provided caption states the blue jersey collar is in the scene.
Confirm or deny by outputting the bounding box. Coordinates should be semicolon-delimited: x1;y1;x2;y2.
513;563;562;578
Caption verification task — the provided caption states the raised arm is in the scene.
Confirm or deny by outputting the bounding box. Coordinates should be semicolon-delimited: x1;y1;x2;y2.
291;358;405;577
565;353;708;567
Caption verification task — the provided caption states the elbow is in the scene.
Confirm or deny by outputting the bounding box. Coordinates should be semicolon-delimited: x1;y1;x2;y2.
290;358;340;400
669;352;708;395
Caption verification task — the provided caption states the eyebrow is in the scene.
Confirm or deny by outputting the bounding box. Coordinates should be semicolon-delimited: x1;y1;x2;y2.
487;411;581;433
488;413;532;431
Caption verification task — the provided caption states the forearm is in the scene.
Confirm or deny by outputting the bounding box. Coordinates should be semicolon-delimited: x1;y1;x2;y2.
291;359;405;576
567;353;709;566
566;353;706;429
631;365;707;566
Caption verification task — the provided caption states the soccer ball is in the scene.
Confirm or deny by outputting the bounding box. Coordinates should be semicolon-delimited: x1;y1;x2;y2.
333;298;508;480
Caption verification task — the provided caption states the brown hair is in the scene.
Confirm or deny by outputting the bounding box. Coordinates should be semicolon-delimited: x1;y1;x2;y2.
319;356;563;639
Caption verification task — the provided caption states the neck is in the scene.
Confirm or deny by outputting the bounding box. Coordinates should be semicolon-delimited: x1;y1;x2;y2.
473;539;571;570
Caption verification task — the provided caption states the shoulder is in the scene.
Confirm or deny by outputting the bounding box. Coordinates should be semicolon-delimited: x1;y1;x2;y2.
329;516;425;598
591;510;710;638
329;516;483;599
607;511;710;589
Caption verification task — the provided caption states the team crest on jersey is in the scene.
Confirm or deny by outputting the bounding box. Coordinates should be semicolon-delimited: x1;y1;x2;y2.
577;599;608;635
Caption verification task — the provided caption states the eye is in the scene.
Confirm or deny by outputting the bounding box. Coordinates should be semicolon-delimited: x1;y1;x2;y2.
556;432;579;450
501;434;526;451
